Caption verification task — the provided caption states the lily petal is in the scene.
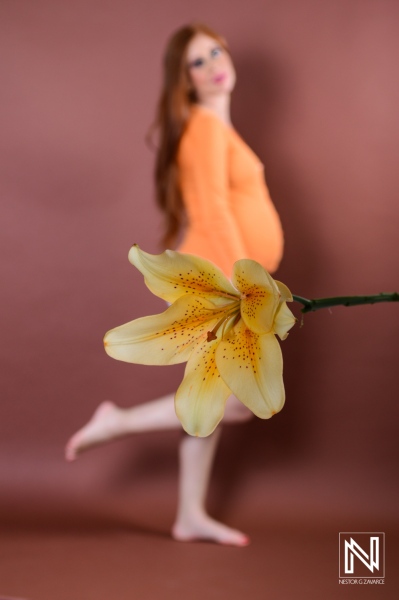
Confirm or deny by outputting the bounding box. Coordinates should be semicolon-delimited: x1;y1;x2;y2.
275;280;293;303
175;336;231;437
129;245;238;304
231;259;280;334
104;295;227;366
216;321;285;418
273;302;296;340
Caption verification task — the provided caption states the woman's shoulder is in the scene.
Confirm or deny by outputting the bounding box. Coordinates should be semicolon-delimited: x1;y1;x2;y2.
180;105;229;156
185;105;229;137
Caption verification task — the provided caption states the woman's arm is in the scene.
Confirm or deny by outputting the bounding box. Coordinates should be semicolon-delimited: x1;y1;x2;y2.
177;110;248;275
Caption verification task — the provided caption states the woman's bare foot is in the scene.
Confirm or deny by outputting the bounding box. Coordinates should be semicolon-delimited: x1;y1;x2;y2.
65;401;124;461
172;513;250;547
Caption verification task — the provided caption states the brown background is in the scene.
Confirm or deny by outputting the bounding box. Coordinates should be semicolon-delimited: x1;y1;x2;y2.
0;0;398;598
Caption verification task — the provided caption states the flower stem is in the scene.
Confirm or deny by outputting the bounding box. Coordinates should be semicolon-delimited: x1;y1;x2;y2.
292;292;399;314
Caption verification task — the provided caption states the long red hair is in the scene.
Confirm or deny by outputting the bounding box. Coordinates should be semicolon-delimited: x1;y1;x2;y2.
150;24;229;248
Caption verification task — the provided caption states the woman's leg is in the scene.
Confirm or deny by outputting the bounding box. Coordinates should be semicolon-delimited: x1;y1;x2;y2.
65;394;179;461
172;420;250;546
66;393;251;461
65;394;252;546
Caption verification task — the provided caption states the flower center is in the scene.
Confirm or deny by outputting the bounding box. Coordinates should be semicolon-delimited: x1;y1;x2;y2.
206;302;241;342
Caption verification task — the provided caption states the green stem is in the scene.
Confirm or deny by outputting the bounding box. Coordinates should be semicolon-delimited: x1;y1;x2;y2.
292;292;399;314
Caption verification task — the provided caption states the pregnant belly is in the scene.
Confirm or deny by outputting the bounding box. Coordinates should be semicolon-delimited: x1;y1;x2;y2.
232;191;284;273
177;192;284;276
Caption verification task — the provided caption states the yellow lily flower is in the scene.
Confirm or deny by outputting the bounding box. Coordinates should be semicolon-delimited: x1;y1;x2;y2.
104;245;296;437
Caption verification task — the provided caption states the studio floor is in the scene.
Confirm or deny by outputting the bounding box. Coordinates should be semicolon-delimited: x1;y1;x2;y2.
1;517;398;600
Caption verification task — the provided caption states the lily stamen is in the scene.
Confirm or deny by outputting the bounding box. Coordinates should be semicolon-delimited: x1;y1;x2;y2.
206;305;241;342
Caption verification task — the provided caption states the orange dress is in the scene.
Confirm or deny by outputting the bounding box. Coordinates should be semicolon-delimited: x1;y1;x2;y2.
176;105;284;277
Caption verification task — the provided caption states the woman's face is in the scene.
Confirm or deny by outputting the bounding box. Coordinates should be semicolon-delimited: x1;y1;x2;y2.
185;33;236;101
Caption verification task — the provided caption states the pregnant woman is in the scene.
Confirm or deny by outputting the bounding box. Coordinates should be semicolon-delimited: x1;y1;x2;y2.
66;23;284;547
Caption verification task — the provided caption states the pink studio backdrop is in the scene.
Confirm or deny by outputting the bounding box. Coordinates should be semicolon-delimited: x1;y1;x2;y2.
0;0;398;569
